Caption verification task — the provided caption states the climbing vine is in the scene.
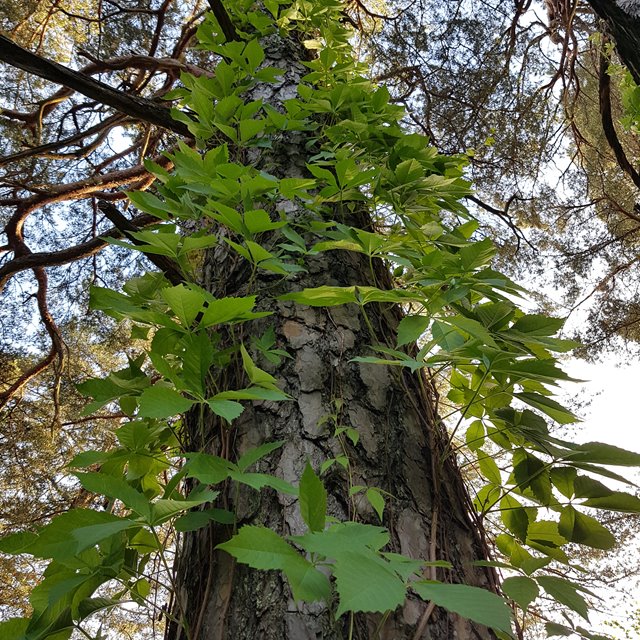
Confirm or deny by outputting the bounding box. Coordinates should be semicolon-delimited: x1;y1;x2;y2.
2;1;640;639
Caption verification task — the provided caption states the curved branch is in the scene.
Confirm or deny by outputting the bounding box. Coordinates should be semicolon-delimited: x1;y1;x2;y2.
0;213;157;291
598;46;640;191
0;114;127;167
0;265;65;414
207;0;239;42
0;34;191;137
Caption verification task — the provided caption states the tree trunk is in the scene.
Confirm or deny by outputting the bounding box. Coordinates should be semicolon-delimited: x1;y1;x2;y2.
165;26;497;640
587;0;640;85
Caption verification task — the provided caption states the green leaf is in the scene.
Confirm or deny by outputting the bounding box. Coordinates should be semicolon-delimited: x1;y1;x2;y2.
0;510;129;561
217;525;300;570
74;472;150;520
566;442;640;466
447;315;498;348
239;118;265;142
184;452;234;484
526;520;566;547
236;440;285;472
207;399;245;423
412;582;513;633
501;576;538;611
545;622;574;637
162;284;205;326
0;617;28;637
397;315;430;346
280;285;358;307
465;420;485;451
536;575;590;620
558;506;615;550
478;454;501;485
72;519;138;552
581;491;640;513
511;314;564;336
500;495;529;541
213;387;289;402
174;508;235;532
229;471;297;495
150;489;217;525
365;488;385;521
199;295;269;327
77;597;119;618
138;385;195;418
299;462;327;532
550;467;577;499
240;344;280;389
282;555;331;603
127;190;170;220
515;392;577;425
333;551;406;617
292;522;389;557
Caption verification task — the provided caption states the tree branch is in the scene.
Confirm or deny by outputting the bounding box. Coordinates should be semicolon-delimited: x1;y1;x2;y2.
207;0;239;41
0;34;191;137
598;45;640;191
97;201;185;285
0;213;156;291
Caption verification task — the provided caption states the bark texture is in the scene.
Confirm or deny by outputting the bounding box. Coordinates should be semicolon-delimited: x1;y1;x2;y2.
165;30;497;640
588;0;640;85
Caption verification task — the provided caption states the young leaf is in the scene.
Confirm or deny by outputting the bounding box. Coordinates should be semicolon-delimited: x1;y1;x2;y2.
365;488;385;522
299;462;327;532
207;399;245;423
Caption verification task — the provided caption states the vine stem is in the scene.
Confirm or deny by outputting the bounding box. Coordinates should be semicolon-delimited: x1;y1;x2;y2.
442;367;490;459
411;601;436;640
152;527;192;640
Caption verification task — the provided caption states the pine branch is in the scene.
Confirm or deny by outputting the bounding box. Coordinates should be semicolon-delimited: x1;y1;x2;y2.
0;34;191;137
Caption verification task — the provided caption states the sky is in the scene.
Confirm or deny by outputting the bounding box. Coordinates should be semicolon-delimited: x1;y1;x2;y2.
555;357;640;638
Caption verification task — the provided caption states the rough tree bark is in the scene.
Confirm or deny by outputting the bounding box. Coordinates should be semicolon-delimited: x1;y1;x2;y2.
165;25;497;640
587;0;640;85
